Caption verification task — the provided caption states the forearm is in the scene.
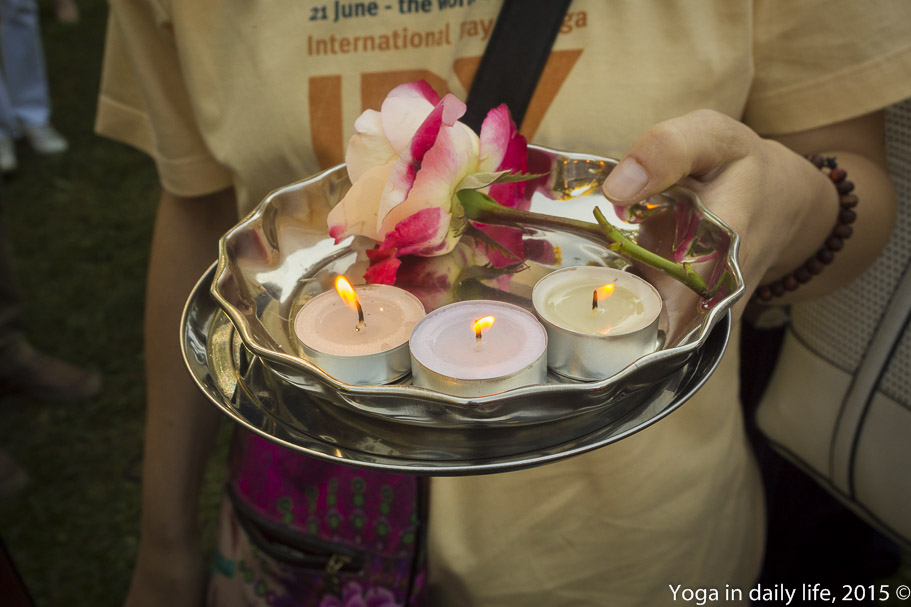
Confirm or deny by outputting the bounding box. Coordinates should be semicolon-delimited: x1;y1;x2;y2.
139;187;238;545
757;147;896;303
762;112;897;303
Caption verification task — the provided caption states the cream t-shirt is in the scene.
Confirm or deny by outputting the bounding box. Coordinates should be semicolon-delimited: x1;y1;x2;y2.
96;1;911;605
98;0;911;214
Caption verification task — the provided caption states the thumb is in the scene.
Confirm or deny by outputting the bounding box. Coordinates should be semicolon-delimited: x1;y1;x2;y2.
602;109;756;204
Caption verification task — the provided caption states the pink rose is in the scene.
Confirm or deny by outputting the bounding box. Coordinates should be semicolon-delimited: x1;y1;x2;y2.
327;80;528;284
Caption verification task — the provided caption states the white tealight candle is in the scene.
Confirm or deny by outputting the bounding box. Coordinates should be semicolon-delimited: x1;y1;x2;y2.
294;276;425;384
532;266;662;381
409;300;548;397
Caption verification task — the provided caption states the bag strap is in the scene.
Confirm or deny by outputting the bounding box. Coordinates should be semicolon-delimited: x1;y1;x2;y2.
830;261;911;495
462;0;572;132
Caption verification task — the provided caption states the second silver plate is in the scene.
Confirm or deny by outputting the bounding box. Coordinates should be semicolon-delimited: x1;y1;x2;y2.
183;265;730;475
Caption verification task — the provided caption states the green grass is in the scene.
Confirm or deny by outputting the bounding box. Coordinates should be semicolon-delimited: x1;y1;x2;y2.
0;2;228;604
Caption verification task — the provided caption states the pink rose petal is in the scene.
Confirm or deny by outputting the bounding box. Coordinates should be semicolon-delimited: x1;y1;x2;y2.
380;207;452;257
478;104;528;209
381;82;440;155
407;94;466;167
377;94;471;233
478;105;526;173
346;110;396;183
327;162;395;242
364;249;402;285
379;123;479;237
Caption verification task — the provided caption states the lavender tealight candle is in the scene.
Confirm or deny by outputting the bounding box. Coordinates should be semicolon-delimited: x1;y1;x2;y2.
409;300;548;397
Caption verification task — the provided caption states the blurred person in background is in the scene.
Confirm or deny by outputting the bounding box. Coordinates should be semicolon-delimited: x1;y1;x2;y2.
0;181;101;493
54;0;78;24
0;185;100;402
0;0;68;174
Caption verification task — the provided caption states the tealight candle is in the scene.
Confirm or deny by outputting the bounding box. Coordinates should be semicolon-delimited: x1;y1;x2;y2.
532;266;662;380
294;276;425;384
409;300;548;397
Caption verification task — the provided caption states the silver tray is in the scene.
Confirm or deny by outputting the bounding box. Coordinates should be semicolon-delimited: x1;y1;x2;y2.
183;263;731;474
192;145;743;474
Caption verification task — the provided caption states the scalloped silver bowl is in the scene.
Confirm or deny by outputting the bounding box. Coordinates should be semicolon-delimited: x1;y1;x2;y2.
201;145;743;468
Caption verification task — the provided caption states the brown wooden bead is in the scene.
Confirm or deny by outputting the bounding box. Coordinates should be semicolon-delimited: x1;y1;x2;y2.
837;180;855;195
809;154;825;168
807;258;825;274
839;209;857;224
834;224;853;238
839;194;858;208
783;275;799;291
771;282;786;297
825;236;844;252
818;248;836;263
795;267;813;283
829;168;847;183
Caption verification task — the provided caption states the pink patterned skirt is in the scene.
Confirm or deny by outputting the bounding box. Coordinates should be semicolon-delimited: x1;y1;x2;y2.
207;431;426;607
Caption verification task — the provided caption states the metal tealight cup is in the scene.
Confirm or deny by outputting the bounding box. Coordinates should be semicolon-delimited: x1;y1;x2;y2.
532;266;662;381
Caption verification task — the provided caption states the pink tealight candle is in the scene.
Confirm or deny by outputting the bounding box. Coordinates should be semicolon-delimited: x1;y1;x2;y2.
409;300;548;397
294;276;425;384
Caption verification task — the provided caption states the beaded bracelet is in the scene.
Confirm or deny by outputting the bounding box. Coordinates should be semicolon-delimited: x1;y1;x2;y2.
754;154;857;302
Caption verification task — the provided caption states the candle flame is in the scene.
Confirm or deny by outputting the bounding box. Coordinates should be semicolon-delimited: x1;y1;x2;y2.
592;283;615;309
473;316;495;342
334;276;365;330
334;276;358;309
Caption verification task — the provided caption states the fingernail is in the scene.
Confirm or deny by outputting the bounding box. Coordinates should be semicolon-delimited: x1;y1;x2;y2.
603;159;649;201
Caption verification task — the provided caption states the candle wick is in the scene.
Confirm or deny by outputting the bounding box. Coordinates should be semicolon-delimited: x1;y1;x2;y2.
592;289;598;311
355;299;366;331
475;327;483;343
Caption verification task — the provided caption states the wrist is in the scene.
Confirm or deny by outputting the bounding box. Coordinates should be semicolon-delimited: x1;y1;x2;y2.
756;153;853;301
759;142;841;282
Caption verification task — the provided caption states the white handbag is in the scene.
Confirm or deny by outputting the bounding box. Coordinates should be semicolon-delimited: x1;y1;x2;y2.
756;99;911;550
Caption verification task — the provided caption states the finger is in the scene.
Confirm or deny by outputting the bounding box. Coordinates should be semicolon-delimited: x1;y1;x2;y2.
602;109;758;204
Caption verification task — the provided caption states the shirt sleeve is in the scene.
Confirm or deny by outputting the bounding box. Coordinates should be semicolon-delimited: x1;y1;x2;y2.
94;1;234;197
744;0;911;136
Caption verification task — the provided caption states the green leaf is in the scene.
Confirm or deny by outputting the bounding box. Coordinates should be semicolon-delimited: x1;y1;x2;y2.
458;171;509;191
492;171;546;183
457;170;545;192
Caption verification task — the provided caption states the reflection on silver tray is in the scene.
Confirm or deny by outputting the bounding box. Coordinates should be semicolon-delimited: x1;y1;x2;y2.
183;265;731;475
190;145;742;473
